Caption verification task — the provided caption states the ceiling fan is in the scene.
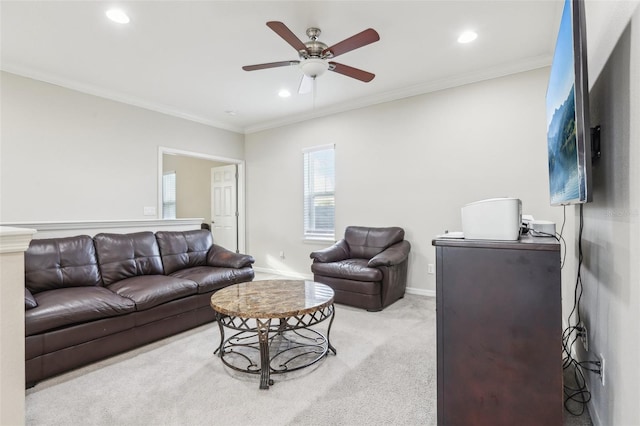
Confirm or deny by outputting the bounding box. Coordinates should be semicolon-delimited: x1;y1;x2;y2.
242;21;380;94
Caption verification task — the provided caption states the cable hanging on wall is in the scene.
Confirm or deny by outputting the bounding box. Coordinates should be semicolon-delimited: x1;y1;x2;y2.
561;204;602;416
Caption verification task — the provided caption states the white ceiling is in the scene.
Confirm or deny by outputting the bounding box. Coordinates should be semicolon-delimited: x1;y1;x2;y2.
0;1;562;134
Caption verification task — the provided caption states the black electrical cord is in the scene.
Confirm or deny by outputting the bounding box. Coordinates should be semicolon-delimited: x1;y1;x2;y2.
559;206;567;269
523;208;567;269
562;204;600;416
521;207;587;415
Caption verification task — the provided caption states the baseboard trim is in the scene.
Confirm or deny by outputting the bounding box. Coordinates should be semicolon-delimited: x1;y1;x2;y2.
406;287;436;298
253;266;313;280
253;266;435;298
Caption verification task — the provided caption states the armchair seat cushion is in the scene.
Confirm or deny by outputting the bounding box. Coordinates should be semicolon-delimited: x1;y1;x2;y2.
25;287;136;336
311;258;383;282
106;275;198;311
313;276;381;296
169;266;255;293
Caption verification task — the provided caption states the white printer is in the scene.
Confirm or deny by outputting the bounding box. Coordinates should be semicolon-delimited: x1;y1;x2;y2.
461;197;522;241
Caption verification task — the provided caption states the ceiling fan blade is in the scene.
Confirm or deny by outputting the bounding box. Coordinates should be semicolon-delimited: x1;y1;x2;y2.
329;62;375;82
322;28;380;58
298;75;313;94
266;21;308;53
242;60;299;71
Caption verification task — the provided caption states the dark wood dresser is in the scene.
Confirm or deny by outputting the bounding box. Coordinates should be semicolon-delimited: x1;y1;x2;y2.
432;235;562;426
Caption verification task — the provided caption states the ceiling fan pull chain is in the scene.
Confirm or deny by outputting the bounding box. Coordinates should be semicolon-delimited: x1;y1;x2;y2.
313;77;317;110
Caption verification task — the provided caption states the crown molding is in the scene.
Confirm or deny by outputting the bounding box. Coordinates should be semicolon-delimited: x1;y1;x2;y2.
3;54;551;136
244;54;552;134
1;65;244;134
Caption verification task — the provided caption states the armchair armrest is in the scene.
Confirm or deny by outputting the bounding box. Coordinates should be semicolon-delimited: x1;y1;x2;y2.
207;244;255;269
310;240;350;263
368;240;411;267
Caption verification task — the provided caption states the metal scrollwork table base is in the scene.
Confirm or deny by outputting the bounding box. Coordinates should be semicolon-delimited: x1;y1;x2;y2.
210;280;336;389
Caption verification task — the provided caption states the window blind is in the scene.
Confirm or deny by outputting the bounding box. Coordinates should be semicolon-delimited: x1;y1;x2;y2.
303;145;335;239
162;171;176;219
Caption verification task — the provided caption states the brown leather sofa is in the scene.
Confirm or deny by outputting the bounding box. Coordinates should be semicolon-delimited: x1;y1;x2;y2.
24;229;254;387
310;226;411;311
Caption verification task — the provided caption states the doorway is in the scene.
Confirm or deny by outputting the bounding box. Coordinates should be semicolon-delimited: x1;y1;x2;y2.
210;164;238;252
158;147;246;253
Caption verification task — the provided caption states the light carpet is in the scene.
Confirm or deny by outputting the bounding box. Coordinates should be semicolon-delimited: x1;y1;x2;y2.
24;292;592;425
26;295;437;425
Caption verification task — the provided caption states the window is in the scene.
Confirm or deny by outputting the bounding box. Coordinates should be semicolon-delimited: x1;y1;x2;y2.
303;145;335;240
162;171;176;219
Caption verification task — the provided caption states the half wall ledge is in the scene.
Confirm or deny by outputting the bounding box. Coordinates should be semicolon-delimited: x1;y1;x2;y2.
0;225;36;426
0;218;203;239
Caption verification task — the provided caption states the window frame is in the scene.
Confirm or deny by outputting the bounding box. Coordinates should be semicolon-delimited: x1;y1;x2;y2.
303;144;336;242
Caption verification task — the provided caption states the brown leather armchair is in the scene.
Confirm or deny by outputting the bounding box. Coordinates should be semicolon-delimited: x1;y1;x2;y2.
310;226;411;311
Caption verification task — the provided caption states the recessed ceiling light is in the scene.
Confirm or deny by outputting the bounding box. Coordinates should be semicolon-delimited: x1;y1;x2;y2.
457;31;478;44
106;9;130;24
278;89;291;98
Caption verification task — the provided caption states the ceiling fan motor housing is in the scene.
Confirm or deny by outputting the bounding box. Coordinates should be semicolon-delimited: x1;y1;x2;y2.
302;40;330;59
299;28;330;78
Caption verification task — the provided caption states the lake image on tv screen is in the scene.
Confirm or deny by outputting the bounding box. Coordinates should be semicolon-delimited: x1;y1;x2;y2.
546;0;580;204
548;85;579;204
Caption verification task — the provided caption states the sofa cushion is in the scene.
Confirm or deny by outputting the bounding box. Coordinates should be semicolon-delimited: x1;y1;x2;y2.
94;232;164;285
25;287;136;336
311;258;383;282
25;235;102;293
106;275;198;311
156;230;213;274
344;226;405;259
169;266;255;293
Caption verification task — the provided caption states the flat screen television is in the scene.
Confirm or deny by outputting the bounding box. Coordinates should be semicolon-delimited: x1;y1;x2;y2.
546;0;592;205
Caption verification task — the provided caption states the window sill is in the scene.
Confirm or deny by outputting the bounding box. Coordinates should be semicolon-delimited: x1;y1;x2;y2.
303;236;335;244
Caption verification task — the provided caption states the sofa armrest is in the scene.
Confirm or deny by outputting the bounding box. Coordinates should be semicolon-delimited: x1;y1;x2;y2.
25;288;38;310
368;240;411;267
310;240;350;263
207;244;255;269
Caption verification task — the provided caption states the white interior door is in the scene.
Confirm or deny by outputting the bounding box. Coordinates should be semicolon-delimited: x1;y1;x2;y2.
211;164;238;252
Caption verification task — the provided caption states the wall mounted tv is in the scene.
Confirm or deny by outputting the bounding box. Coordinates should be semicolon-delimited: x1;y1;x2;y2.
546;0;592;205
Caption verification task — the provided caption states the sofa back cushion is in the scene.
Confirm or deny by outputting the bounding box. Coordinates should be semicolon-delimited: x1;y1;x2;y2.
156;230;213;274
25;235;102;293
344;226;405;259
94;232;164;285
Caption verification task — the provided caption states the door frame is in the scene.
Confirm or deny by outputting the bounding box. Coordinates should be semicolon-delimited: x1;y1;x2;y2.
158;146;246;253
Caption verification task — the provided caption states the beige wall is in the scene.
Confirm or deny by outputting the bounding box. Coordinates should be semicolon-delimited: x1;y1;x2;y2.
162;154;227;225
245;67;567;293
0;71;244;222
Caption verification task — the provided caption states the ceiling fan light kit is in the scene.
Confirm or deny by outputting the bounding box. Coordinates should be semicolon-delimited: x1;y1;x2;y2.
300;58;328;78
243;21;379;93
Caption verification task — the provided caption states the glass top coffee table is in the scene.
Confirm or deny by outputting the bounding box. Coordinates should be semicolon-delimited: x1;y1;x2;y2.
210;279;337;389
